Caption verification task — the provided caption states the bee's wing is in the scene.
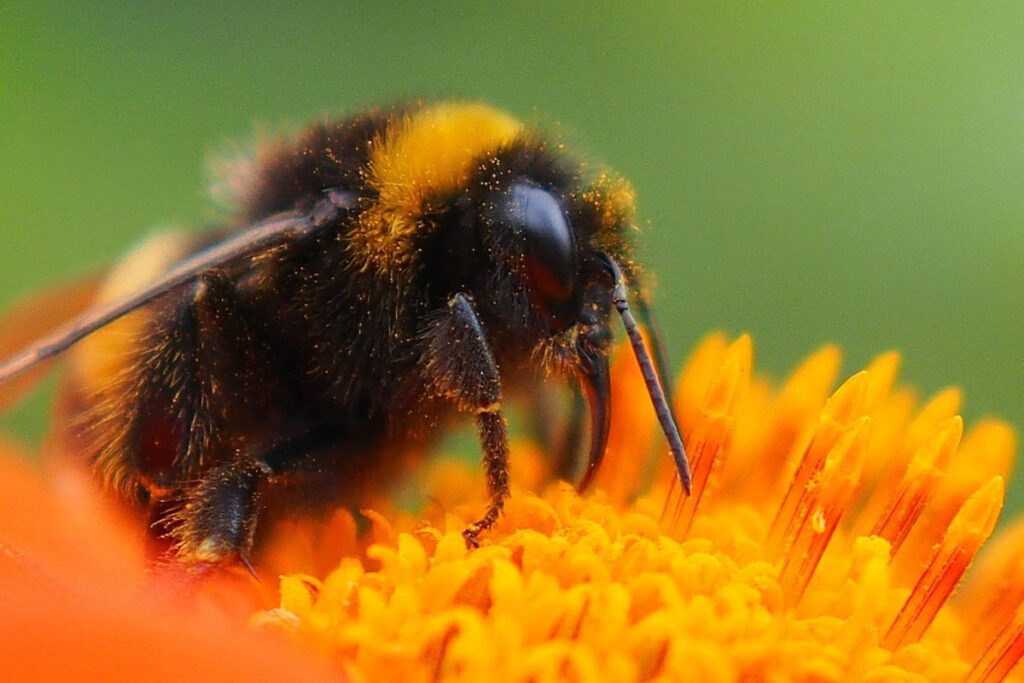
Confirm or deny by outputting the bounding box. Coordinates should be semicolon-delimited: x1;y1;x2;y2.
0;189;356;398
0;275;101;410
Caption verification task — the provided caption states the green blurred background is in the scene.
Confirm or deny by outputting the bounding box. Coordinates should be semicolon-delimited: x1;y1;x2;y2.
1;3;1022;509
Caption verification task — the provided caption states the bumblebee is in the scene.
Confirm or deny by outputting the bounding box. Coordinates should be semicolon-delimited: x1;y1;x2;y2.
0;101;690;567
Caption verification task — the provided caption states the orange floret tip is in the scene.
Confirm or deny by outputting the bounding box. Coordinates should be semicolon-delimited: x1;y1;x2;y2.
766;370;868;555
5;334;1024;682
883;476;1003;651
867;416;963;555
661;334;750;537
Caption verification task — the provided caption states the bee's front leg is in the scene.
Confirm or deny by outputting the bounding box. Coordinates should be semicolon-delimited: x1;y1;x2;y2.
420;293;509;548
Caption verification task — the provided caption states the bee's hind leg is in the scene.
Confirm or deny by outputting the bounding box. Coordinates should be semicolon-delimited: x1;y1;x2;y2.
163;458;271;569
162;422;358;570
134;268;289;570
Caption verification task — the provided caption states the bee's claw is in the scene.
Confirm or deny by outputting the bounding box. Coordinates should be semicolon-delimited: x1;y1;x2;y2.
462;526;482;549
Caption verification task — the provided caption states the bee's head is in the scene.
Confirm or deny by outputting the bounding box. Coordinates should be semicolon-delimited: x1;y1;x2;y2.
433;161;688;489
438;160;629;333
421;136;689;493
478;176;622;385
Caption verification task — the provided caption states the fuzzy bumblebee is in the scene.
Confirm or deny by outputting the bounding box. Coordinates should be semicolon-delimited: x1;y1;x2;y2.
0;101;690;567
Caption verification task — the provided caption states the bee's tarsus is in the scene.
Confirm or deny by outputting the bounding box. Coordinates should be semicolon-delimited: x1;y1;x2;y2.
468;410;510;542
462;526;482;549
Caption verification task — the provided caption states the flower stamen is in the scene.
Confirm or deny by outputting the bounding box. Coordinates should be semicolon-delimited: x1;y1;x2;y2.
767;371;868;559
869;416;962;556
883;476;1004;650
777;415;868;603
966;604;1024;683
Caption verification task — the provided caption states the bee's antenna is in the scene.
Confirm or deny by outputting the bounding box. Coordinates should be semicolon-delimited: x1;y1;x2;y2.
0;191;355;386
634;289;675;411
599;253;692;494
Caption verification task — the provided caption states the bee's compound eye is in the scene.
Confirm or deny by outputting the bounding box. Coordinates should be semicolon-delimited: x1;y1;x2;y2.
506;182;580;323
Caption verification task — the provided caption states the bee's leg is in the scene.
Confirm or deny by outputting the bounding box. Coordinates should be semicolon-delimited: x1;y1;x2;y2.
166;457;271;567
138;270;284;566
465;410;511;547
420;293;508;548
167;425;341;568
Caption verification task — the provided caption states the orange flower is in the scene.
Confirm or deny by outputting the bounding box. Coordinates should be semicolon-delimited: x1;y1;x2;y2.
255;335;1022;682
2;334;1023;682
0;436;334;682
